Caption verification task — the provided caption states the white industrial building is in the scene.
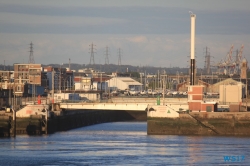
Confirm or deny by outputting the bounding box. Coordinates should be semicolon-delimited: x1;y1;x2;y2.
74;77;92;90
219;83;245;104
107;77;143;91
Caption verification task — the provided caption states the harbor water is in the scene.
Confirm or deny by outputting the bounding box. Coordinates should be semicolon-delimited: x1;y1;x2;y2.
0;122;249;165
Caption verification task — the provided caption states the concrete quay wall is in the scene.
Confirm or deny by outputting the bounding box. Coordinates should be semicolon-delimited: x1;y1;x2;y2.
148;112;250;136
0;110;146;137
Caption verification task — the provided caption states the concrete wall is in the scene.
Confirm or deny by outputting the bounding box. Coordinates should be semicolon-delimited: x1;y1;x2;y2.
148;112;250;136
79;93;98;101
189;112;250;120
147;105;179;118
16;104;49;117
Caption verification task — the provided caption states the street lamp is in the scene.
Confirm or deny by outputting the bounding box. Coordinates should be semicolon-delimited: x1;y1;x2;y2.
246;68;248;111
59;65;61;92
161;72;167;105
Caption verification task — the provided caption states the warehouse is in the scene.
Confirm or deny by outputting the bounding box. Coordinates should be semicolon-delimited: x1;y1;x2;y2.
107;77;142;91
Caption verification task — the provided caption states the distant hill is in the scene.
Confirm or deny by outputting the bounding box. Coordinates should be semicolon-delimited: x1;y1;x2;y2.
0;63;223;76
45;63;190;75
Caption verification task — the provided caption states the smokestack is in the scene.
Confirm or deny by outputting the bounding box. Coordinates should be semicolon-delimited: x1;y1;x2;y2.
190;12;196;85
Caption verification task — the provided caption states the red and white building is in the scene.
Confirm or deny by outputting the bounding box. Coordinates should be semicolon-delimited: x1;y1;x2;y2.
188;85;217;112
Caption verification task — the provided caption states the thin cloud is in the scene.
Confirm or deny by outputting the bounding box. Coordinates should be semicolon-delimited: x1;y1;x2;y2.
0;12;126;27
126;36;148;43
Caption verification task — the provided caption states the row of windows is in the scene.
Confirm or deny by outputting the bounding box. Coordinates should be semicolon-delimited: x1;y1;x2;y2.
1;73;10;76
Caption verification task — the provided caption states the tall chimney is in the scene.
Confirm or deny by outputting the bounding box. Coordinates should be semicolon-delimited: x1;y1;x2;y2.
190;12;196;85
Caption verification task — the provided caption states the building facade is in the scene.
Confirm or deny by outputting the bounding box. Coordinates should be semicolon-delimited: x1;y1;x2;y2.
241;58;248;79
14;64;41;85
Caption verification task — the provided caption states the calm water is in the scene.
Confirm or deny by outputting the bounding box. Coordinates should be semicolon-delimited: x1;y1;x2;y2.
0;122;249;165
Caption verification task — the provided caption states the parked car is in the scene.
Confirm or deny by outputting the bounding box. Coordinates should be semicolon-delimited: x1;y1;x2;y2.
172;91;179;95
216;108;229;112
111;90;118;96
151;91;158;96
129;90;139;96
147;89;152;95
182;91;188;95
140;90;148;95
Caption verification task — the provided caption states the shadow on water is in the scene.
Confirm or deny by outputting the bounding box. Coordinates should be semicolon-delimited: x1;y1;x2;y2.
0;127;5;137
26;124;38;135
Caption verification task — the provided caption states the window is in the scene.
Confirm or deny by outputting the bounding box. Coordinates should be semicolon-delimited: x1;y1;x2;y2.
17;85;21;91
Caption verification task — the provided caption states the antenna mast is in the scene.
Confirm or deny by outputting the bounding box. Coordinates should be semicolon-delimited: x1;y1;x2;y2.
28;42;35;64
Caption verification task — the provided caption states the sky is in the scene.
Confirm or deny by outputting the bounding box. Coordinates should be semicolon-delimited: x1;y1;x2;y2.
0;0;250;68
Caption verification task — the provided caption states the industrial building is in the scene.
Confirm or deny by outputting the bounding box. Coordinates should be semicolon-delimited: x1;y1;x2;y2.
45;66;74;92
219;84;244;105
188;85;217;112
107;77;142;91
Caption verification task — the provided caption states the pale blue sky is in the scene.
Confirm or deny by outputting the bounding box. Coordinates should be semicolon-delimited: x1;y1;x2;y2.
0;0;249;68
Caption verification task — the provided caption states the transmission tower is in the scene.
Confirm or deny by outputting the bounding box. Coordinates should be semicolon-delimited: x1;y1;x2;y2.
118;48;122;66
29;42;35;64
204;47;211;74
89;43;96;65
104;46;109;65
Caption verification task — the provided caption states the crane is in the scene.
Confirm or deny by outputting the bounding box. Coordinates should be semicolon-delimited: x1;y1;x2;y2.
234;45;244;74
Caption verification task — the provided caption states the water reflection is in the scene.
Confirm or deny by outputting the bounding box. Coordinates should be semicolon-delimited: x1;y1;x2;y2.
0;122;249;165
